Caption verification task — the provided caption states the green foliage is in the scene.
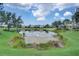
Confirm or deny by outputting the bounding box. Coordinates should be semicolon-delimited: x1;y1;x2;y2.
52;20;62;28
0;9;23;31
3;28;16;32
37;43;50;50
72;9;79;23
9;35;26;48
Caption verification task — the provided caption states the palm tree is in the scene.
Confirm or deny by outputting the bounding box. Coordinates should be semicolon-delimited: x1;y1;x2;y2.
0;11;12;31
6;12;12;31
0;3;4;27
11;13;16;27
0;11;5;25
11;13;23;31
16;16;23;28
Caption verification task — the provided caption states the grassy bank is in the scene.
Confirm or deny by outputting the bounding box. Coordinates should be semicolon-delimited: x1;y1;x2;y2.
0;30;79;55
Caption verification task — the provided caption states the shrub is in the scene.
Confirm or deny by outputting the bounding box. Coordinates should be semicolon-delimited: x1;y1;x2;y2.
57;33;66;47
37;43;51;50
37;41;53;50
26;44;33;48
3;29;8;31
9;35;26;48
3;28;15;32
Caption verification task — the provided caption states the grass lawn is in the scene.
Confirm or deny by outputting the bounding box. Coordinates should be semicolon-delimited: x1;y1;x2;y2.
0;30;79;56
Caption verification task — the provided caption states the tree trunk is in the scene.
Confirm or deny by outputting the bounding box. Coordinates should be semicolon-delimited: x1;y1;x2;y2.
7;24;10;31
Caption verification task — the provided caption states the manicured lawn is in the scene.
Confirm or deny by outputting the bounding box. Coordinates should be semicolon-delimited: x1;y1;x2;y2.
0;30;79;55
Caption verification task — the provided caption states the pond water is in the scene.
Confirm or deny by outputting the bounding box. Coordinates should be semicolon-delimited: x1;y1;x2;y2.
25;31;57;37
19;31;59;44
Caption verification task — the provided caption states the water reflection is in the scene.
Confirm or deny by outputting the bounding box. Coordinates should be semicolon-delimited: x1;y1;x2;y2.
19;31;58;44
24;31;57;37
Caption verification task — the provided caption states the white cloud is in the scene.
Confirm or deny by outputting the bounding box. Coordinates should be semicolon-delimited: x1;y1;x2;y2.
5;3;32;11
32;8;48;17
59;8;64;11
31;4;52;21
64;11;72;16
36;17;45;21
55;13;60;17
31;3;68;21
52;3;66;11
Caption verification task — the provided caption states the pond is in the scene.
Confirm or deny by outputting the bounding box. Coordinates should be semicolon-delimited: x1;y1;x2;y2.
19;31;59;44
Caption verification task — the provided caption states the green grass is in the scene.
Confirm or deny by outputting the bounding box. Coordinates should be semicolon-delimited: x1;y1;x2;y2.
0;30;79;55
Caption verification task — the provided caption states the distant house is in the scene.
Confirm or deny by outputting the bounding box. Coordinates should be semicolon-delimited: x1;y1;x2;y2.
0;23;7;28
58;24;64;29
66;23;73;30
58;21;76;30
72;22;79;29
58;21;79;30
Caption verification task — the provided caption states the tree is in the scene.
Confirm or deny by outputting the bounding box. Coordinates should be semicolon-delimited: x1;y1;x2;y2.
72;8;79;23
6;12;12;31
0;11;12;30
11;13;16;27
28;25;31;28
16;16;23;28
34;25;40;28
52;20;62;29
0;11;6;25
0;3;4;10
11;13;23;31
0;4;23;31
63;19;70;29
63;19;70;25
0;3;4;26
44;24;50;28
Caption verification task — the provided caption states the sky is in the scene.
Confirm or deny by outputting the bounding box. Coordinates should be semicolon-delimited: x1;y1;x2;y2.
3;3;79;25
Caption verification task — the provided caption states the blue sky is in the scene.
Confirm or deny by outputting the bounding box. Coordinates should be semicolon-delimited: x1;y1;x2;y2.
3;3;79;25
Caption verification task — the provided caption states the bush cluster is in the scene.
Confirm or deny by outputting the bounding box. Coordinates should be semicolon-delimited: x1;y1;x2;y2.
9;35;26;48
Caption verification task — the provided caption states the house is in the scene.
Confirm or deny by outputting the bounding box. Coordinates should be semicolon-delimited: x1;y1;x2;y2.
72;22;79;29
0;23;7;28
58;24;64;29
66;23;73;30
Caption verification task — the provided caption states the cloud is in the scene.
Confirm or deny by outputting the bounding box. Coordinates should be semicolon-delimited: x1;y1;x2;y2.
36;17;45;21
55;13;60;17
5;3;32;11
31;3;70;21
64;11;72;16
52;3;66;11
52;3;76;11
32;8;48;17
31;4;52;21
